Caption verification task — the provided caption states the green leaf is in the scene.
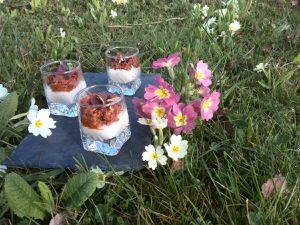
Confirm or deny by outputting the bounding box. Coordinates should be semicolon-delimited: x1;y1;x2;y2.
248;211;264;225
0;147;9;162
61;172;97;209
38;181;55;213
293;52;300;64
0;92;18;127
4;173;47;220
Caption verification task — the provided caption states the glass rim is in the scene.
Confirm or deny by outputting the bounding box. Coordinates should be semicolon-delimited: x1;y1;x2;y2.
105;46;139;59
76;84;124;108
39;60;81;75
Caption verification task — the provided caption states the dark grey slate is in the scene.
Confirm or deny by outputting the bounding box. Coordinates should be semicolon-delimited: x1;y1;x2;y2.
3;72;157;171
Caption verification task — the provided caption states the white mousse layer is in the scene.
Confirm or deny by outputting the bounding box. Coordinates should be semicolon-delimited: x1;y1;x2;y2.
81;109;129;141
45;79;87;105
108;67;141;83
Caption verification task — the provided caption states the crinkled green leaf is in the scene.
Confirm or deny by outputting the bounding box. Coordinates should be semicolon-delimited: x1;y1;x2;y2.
38;181;55;213
4;173;47;220
61;172;97;209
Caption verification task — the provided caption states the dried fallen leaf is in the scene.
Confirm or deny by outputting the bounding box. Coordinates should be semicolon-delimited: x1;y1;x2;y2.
292;0;299;6
171;160;184;171
261;174;289;199
49;213;67;225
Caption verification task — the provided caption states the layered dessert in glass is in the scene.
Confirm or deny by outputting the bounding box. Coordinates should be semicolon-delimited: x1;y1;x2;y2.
105;46;141;96
77;85;131;155
40;60;86;117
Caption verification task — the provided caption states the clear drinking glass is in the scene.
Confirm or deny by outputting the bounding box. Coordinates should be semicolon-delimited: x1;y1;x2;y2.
77;85;131;155
105;46;141;96
40;60;86;117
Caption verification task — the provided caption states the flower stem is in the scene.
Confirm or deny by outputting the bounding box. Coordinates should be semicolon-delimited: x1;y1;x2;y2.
150;127;156;136
167;67;175;86
154;135;159;147
150;127;159;147
159;129;164;146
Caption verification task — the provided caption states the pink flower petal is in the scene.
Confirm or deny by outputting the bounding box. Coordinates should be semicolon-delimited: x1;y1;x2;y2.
132;97;149;118
142;101;158;115
201;109;213;121
196;60;208;70
190;99;202;113
199;86;210;97
174;127;182;135
172;103;181;115
152;58;168;69
201;78;212;87
168;53;180;67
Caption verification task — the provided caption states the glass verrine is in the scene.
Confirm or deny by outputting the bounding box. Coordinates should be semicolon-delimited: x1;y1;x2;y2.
105;46;141;96
40;60;86;117
77;85;131;155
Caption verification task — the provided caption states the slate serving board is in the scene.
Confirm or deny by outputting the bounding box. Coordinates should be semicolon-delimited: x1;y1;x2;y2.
3;72;157;171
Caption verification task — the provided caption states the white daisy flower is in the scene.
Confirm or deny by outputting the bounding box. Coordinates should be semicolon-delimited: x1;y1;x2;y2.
164;134;188;161
151;117;168;130
206;17;216;27
90;166;106;189
254;63;268;73
110;9;117;19
59;27;66;38
201;17;216;34
142;145;167;170
201;5;209;18
0;84;8;100
27;109;56;138
228;20;241;34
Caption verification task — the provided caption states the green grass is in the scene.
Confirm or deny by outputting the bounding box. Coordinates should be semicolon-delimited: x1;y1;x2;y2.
1;0;300;224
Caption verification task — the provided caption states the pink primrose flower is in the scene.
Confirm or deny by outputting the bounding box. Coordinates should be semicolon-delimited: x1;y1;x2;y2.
152;53;180;69
194;60;212;87
142;101;169;119
167;103;197;135
200;91;220;121
144;76;179;106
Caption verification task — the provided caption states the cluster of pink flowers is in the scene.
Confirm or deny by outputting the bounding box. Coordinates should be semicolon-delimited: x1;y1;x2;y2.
133;53;221;135
152;53;180;69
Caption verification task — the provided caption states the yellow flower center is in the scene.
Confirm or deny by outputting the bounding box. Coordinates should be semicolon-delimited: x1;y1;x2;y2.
163;61;171;67
146;119;152;125
35;119;43;128
155;87;170;99
150;152;158;160
175;113;187;127
154;107;165;119
196;69;204;79
202;99;212;111
171;145;180;153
